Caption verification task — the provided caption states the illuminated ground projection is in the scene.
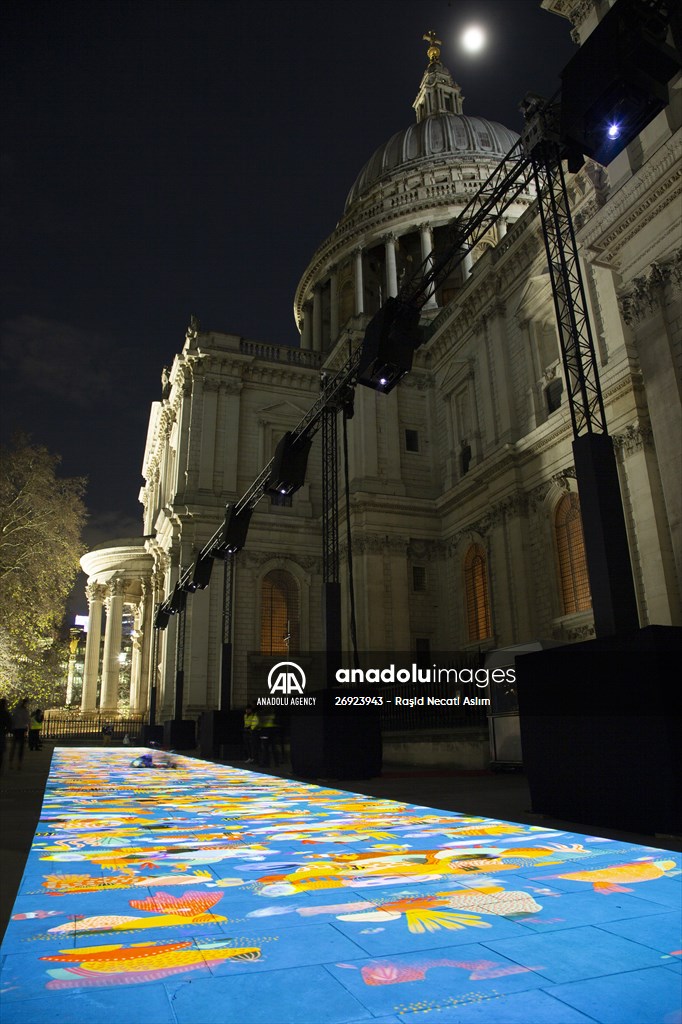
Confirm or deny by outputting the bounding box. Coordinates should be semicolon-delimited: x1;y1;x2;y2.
0;749;680;1023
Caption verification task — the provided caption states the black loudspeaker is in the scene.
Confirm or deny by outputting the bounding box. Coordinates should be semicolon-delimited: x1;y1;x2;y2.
517;626;682;836
266;432;312;497
217;505;253;555
163;719;197;751
289;690;382;780
198;710;243;760
357;297;421;393
143;724;164;746
154;606;171;630
560;0;679;165
188;552;214;591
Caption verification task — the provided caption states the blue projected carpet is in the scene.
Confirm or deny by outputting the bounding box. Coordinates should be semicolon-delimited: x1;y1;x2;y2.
0;749;680;1023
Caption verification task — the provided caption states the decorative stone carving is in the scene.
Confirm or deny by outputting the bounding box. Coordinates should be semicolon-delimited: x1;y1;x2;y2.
619;252;682;325
185;315;200;343
86;582;107;605
527;470;576;512
350;533;409;555
612;423;654;456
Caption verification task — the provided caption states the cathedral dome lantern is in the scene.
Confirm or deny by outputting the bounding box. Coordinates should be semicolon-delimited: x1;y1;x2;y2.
294;32;533;354
413;30;464;120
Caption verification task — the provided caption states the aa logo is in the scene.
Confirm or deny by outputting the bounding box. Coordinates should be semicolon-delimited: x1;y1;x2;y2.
267;661;306;695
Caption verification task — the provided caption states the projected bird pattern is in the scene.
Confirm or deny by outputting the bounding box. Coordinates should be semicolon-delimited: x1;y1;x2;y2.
0;748;679;1023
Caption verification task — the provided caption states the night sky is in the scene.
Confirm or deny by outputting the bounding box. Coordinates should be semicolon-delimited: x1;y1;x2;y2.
1;0;576;583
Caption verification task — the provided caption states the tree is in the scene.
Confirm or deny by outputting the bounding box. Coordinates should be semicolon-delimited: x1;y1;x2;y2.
0;436;87;706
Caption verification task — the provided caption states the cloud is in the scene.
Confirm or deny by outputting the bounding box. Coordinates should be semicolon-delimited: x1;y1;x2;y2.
0;315;131;410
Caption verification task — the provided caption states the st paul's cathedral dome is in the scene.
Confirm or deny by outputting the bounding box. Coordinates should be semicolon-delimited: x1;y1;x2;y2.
294;33;533;353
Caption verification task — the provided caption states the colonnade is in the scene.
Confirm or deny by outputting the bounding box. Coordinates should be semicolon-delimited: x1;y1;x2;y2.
299;218;509;352
80;574;155;715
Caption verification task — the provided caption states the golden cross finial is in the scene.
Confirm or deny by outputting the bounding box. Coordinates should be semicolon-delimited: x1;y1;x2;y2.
423;30;441;63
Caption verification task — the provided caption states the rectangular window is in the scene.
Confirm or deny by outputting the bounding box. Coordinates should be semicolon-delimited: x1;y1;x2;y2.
412;566;427;592
405;429;420;453
415;637;431;668
460;443;472;477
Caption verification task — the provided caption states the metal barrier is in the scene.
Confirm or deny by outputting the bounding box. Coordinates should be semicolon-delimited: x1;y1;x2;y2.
377;681;488;731
42;713;145;742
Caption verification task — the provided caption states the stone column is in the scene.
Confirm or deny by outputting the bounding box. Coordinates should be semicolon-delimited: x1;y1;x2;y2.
135;577;155;715
65;628;79;705
498;216;508;240
385;234;398;298
99;578;124;713
420;223;438;308
128;601;143;712
329;267;339;342
81;583;106;712
301;302;312;350
353;248;364;315
461;248;473;280
312;286;322;353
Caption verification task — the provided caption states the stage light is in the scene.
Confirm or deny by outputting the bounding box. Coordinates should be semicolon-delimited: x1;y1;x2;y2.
154;606;171;630
357;297;421;394
168;583;187;614
559;0;679;167
188;551;214;591
265;432;312;498
215;504;253;555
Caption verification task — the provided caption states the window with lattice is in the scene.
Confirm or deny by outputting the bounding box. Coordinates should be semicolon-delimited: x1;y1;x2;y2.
412;565;427;592
464;543;492;641
260;570;300;654
555;493;592;614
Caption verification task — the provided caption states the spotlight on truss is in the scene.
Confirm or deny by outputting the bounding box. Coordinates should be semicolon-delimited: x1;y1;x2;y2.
154;605;171;630
357;297;422;394
215;504;253;556
186;551;215;592
168;583;187;614
560;0;679;167
265;432;312;498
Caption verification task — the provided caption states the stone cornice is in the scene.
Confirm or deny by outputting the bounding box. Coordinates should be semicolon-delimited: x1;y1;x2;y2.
577;132;682;267
349;533;410;555
618;250;682;325
612;421;655;456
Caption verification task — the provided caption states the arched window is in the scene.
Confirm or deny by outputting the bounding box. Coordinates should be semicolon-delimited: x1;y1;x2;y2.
464;543;492;641
546;377;563;413
260;570;300;655
555;493;591;614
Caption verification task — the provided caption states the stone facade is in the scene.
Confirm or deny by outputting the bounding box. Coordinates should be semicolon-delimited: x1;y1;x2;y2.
81;16;682;719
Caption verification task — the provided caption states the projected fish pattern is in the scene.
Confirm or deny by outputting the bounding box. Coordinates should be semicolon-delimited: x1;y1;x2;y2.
0;748;679;1024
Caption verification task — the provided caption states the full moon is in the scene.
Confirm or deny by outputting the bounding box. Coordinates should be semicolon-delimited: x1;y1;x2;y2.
461;26;485;53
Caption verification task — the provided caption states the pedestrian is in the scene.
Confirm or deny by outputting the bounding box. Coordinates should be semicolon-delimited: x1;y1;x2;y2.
9;697;30;769
242;704;259;763
258;710;280;769
0;697;13;774
29;708;44;751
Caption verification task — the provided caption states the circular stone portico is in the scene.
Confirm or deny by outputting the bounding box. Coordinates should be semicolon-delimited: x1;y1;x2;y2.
80;538;155;715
